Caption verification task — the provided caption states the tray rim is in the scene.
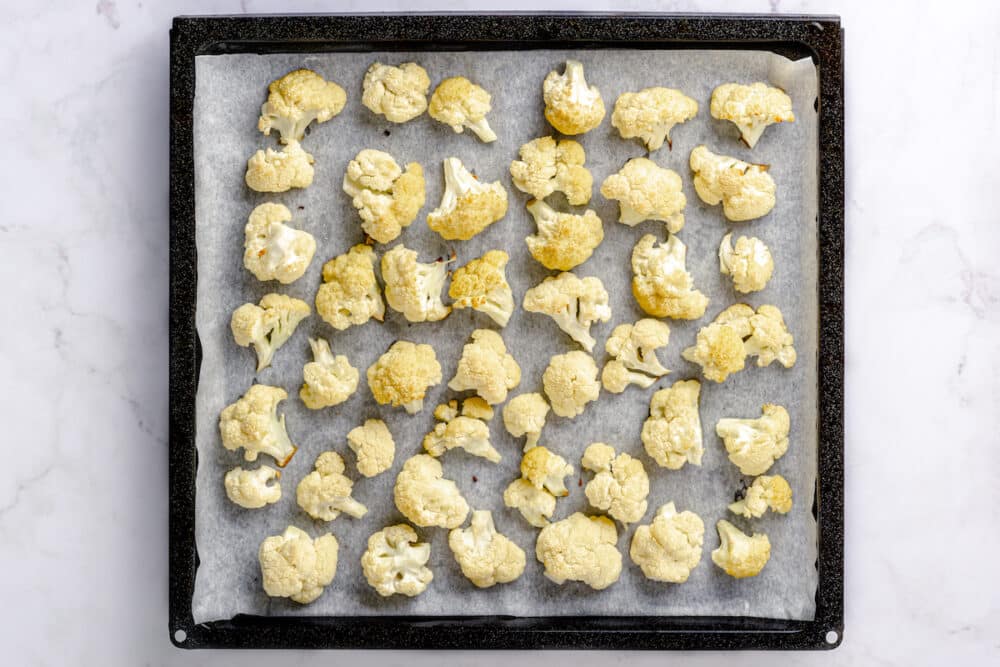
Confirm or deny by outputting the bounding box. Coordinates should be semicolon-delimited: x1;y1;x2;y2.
168;12;844;651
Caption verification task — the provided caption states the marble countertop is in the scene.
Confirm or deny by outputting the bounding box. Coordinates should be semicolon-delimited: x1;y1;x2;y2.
1;0;997;665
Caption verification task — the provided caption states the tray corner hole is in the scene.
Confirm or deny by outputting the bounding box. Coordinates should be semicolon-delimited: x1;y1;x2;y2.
174;629;188;644
825;630;839;645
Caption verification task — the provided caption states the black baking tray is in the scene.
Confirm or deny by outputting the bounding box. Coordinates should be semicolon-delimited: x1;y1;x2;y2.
169;12;844;651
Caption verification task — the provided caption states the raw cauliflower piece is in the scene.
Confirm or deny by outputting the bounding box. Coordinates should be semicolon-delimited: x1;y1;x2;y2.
523;272;611;353
347;419;395;478
542;59;606;135
641;380;703;470
245;140;315;192
717;404;790;476
361;61;431;123
448;329;521;405
502;393;550;451
381;244;452;322
535;512;622;590
428;76;497;142
525;199;604;271
690;145;776;222
719;233;774;293
224;466;281;509
631;233;708;320
258;69;346;144
542;350;601;418
296;451;368;521
729;474;793;518
230;293;310;371
427;157;508;241
521;446;574;497
601;319;672;393
509;136;593;205
394;454;470;529
243;203;317;284
315;244;385;331
299;338;359;410
342;149;426;244
367;341;443;414
744;304;797;368
503;478;557;528
581;443;649;526
600;157;686;232
258;526;338;604
219;384;298;467
630;502;705;583
361;524;433;597
449;510;526;588
712;520;771;578
448;250;514;327
423;400;501;463
611;87;698;151
710;82;795;148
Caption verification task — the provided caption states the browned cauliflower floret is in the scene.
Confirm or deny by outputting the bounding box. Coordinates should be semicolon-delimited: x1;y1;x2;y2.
381;244;452;322
601;319;672;393
719;233;774;293
367;341;442;414
242;203;317;284
729;474;793;518
525;199;604;271
542;350;601;418
745;305;797;368
630;502;705;583
342;149;425;244
448;250;514;327
258;69;346;144
393;454;470;529
631;233;708;320
503;478;557;528
521;446;574;497
299;337;359;410
296;451;368;521
509;136;593;205
683;304;795;382
640;380;703;470
347;419;395;478
361;61;431;123
231;293;310;371
427;157;508;241
448;510;526;588
716;404;790;476
581;443;649;526
542;60;606;135
448;329;521;405
711;520;771;578
428;76;497;142
523;272;611;353
423;399;501;463
361;524;433;597
315;244;385;331
710;82;795;148
535;513;622;590
258;526;338;604
611;87;698;151
219;384;298;467
245;140;314;193
502;392;550;451
690;145;776;222
600;157;686;232
682;321;748;384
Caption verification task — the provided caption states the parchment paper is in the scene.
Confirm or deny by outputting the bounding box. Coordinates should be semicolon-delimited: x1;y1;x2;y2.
191;49;819;624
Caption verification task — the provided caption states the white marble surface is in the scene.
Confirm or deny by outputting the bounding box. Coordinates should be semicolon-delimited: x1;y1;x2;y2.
0;0;997;664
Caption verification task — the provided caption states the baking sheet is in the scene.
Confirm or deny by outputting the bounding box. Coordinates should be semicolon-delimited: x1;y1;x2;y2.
191;49;818;624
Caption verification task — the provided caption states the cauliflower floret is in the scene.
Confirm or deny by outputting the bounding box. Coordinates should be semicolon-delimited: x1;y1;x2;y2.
719;233;774;293
361;61;431;123
258;69;346;144
449;510;526;588
535;512;622;590
381;244;452;322
393;454;470;529
681;304;753;383
427;157;508;241
230;293;311;371
258;526;338;604
428;76;497;142
689;145;776;222
631;234;708;320
601;319;672;393
710;82;795;148
219;384;298;467
502;393;550;451
521;446;574;497
611;87;698;151
448;250;514;327
342;149;426;244
729;474;793;518
448;329;521;405
581;443;649;526
542;350;601;418
296;451;368;521
245;140;315;192
509;136;593;205
224;466;281;509
460;396;495;421
716;404;790;476
525;199;604;271
542;60;606;135
361;524;433;597
745;304;797;368
243;203;317;284
630;502;705;583
315;244;385;330
367;341;443;414
299;337;359;409
423;400;501;463
523;272;611;353
503;478;557;528
600;157;686;233
640;380;703;470
712;520;771;578
346;419;395;478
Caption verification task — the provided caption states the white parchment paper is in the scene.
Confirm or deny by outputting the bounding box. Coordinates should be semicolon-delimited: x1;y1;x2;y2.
191;49;818;623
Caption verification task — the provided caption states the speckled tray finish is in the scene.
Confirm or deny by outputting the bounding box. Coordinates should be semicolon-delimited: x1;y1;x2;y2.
168;12;844;651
